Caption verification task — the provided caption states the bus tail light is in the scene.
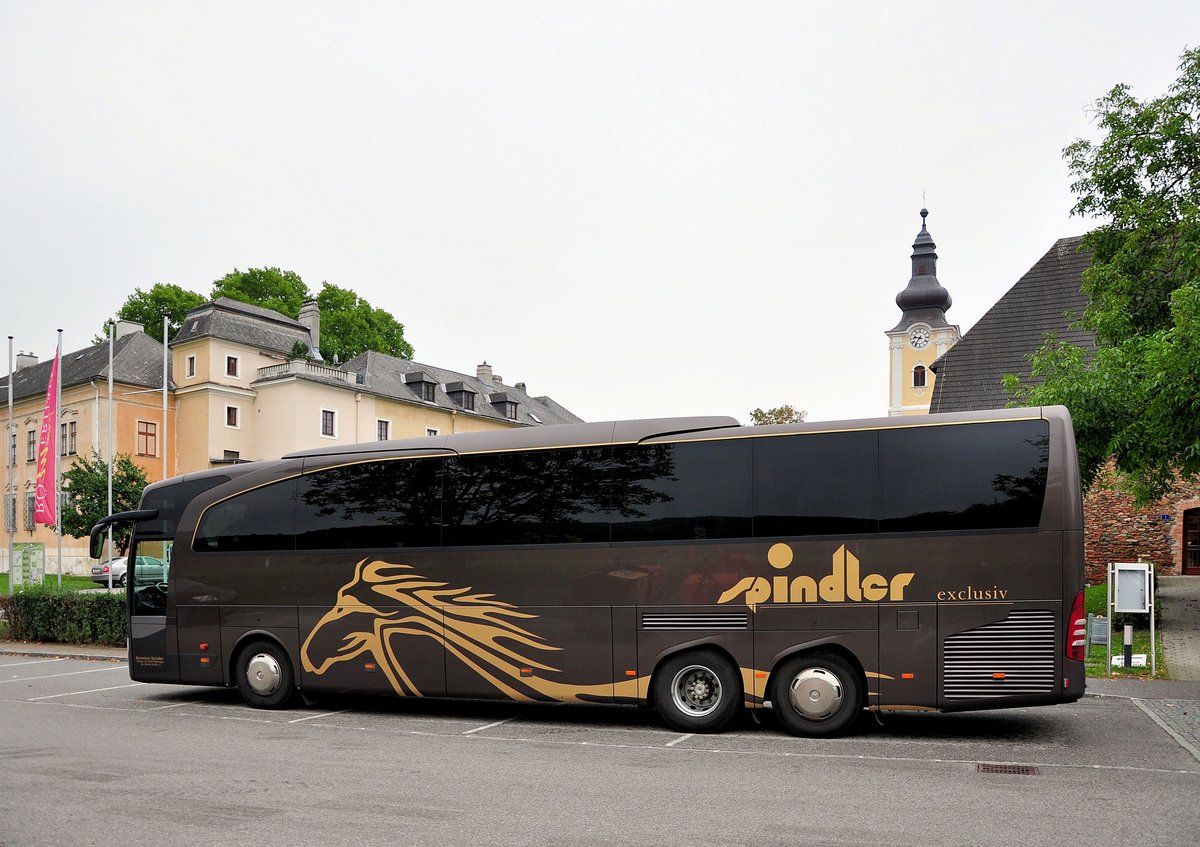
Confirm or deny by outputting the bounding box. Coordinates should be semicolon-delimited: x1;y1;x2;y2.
1067;590;1086;662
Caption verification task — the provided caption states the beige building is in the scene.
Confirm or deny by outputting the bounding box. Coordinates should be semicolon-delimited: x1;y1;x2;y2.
2;324;175;574
170;297;582;471
886;209;960;415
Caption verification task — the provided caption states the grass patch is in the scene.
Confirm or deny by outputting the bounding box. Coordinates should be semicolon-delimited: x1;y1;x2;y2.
0;574;98;594
1082;582;1168;679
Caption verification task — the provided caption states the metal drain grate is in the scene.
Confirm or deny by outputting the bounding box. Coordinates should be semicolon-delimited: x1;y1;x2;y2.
976;763;1040;776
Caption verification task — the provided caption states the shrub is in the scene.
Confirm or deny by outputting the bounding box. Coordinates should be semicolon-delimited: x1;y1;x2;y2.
0;585;125;647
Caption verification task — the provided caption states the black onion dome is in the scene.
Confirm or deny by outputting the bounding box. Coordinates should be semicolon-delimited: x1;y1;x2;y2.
891;208;953;330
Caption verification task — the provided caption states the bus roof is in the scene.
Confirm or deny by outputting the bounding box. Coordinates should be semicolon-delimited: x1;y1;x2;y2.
283;416;742;460
281;406;1067;460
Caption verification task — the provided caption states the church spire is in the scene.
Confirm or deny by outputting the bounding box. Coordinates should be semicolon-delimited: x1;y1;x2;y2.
890;208;953;331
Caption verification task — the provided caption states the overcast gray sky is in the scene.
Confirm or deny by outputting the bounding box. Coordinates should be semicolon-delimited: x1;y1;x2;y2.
2;2;1195;424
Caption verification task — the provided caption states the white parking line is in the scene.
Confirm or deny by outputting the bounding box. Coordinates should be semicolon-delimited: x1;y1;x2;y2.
664;733;694;748
28;682;142;701
289;709;352;724
0;657;66;668
463;716;517;735
0;665;126;684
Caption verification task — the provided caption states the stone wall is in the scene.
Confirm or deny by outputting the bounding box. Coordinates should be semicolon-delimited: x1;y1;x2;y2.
1083;466;1200;583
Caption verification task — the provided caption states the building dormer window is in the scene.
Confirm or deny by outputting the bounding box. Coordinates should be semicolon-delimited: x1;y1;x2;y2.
490;393;518;420
446;382;477;411
403;372;438;403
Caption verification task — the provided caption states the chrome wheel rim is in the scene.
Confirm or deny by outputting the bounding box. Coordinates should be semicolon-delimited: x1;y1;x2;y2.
670;664;722;717
246;653;282;696
787;667;843;721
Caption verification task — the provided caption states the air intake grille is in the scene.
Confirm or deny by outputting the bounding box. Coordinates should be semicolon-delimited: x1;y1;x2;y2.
943;610;1056;700
641;613;748;631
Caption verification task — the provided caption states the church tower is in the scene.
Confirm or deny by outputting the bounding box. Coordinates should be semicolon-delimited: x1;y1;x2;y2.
887;209;960;416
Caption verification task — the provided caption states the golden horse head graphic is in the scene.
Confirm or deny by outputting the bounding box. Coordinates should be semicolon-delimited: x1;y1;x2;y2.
301;558;570;700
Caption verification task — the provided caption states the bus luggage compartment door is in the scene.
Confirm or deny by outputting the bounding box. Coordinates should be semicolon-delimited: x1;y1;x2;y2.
875;603;937;710
443;606;613;703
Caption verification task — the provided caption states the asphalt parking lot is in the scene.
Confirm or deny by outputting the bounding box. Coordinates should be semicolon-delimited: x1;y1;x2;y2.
2;654;1198;847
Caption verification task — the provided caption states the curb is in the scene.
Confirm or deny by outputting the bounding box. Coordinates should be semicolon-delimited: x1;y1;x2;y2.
0;642;127;663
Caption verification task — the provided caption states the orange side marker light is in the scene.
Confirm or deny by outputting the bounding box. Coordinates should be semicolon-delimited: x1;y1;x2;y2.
992;673;1006;679
625;670;638;677
901;673;914;680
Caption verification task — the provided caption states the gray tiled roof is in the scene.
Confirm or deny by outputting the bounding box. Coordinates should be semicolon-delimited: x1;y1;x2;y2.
173;298;314;357
340;351;584;426
0;331;172;404
929;236;1096;413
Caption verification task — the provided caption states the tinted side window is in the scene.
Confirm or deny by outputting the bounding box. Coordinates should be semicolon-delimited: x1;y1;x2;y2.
753;431;878;537
295;458;442;550
878;420;1049;532
611;440;752;542
443;447;610;545
193;479;298;552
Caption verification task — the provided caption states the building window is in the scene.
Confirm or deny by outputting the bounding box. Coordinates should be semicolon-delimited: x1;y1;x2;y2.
377;420;390;441
223;450;240;461
503;402;517;420
59;421;77;457
450;391;475;411
3;494;14;532
26;430;36;463
8;432;15;466
226;355;240;378
321;409;336;438
913;365;927;388
225;405;240;428
137;421;157;457
421;383;436;402
24;493;35;531
426;428;439;437
186;355;196;378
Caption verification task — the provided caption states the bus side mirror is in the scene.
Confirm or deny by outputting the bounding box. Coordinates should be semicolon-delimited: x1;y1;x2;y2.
89;526;106;560
87;509;159;559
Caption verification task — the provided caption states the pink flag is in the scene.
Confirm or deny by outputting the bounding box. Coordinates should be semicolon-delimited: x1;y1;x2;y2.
34;345;60;526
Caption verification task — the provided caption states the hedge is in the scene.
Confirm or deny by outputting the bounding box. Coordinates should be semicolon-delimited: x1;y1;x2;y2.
0;586;126;647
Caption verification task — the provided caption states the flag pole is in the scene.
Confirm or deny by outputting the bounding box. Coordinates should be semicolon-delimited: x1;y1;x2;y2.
6;336;13;595
161;313;168;482
107;321;114;586
55;329;62;588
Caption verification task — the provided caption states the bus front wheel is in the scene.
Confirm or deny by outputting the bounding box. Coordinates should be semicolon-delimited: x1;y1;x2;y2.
770;652;861;737
652;649;740;734
234;639;296;709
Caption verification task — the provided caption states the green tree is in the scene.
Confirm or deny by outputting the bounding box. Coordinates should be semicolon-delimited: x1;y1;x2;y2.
1006;48;1200;502
211;267;310;318
104;283;207;343
749;405;807;425
59;451;151;550
317;282;415;363
209;269;414;362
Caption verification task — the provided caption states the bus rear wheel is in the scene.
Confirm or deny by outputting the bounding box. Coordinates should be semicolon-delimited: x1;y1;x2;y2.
653;649;741;734
771;652;862;737
234;639;296;709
